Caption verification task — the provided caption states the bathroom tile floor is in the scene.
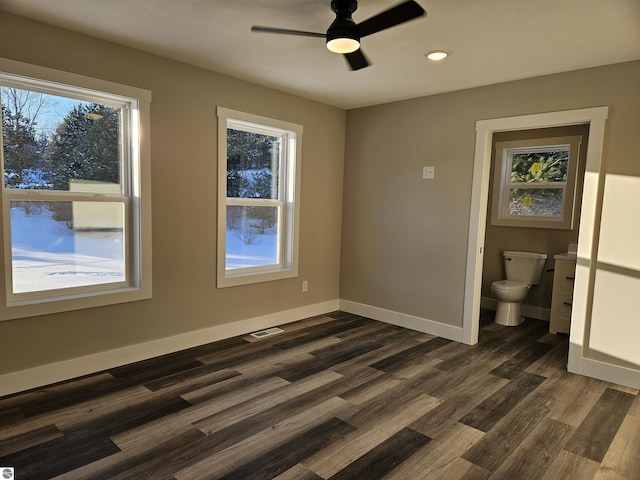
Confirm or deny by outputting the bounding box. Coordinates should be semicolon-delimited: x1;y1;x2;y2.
1;310;638;479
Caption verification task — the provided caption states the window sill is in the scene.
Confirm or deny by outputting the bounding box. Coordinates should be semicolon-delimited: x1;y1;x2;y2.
217;267;298;288
0;286;152;322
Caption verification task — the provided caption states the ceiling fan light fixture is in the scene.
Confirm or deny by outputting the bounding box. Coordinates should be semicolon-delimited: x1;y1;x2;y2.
252;0;427;70
326;37;360;54
326;11;360;54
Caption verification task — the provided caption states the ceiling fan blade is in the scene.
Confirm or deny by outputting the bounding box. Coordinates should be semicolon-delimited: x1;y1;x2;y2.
251;26;325;38
356;0;426;38
344;49;370;71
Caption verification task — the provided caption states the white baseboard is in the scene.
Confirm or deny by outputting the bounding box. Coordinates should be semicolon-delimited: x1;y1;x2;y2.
569;354;640;390
481;296;550;322
0;300;339;397
4;297;637;398
339;300;464;342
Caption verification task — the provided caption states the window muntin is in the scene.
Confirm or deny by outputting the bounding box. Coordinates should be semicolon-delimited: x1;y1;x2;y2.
226;124;284;273
491;136;582;229
217;107;301;287
506;144;569;218
0;61;151;319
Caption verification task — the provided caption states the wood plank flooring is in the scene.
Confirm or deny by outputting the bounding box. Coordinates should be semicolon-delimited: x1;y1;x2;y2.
1;311;639;480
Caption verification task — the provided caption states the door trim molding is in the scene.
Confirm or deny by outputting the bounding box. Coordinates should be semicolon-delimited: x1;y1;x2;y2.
463;107;609;348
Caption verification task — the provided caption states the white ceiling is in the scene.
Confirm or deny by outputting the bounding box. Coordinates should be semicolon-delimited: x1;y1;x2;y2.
2;0;639;109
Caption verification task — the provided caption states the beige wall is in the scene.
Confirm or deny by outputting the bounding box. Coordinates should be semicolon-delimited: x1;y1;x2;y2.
482;124;590;311
0;13;346;374
341;60;640;332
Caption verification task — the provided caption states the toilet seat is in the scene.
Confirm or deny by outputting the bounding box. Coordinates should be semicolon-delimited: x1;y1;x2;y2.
491;280;529;292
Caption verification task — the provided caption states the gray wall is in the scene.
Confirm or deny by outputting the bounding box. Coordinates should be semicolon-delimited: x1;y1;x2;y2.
0;12;346;375
341;60;640;331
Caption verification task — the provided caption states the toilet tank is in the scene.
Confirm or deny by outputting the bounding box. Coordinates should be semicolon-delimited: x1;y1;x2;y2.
503;251;547;285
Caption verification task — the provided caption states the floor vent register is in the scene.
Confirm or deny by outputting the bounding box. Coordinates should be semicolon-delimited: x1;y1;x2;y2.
250;327;284;339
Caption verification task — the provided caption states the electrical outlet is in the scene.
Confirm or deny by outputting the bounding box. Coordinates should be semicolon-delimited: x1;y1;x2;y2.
302;280;308;292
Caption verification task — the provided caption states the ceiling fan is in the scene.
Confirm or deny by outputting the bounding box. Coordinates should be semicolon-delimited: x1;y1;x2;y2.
251;0;426;71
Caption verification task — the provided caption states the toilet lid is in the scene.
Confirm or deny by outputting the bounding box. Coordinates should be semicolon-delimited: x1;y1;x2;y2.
492;280;529;291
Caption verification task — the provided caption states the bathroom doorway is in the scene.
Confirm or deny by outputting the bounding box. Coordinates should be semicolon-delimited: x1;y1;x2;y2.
480;124;590;325
461;107;609;347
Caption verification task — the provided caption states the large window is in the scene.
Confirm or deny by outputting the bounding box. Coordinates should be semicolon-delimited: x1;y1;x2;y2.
491;135;582;229
0;59;151;320
217;107;301;287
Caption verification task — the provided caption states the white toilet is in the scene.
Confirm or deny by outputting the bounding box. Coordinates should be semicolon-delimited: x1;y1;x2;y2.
491;251;547;326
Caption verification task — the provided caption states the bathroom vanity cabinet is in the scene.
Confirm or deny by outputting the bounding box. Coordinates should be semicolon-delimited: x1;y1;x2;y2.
549;254;577;334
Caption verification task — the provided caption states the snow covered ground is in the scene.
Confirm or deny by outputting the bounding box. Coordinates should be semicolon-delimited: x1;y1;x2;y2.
225;229;278;270
9;206;277;293
10;206;124;293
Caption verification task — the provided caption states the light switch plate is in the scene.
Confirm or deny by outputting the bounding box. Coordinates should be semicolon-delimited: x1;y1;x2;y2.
423;166;435;179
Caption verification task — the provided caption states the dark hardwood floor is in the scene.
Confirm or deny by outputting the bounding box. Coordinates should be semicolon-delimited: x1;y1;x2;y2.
1;311;639;479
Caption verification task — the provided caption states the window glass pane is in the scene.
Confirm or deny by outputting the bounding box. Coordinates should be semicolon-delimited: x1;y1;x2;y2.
510;148;569;184
10;200;125;294
226;128;280;199
508;188;563;217
226;205;279;270
1;86;122;192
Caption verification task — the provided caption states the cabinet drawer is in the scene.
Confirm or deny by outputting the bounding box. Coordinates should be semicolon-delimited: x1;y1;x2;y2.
550;257;576;335
550;296;572;334
555;296;573;318
555;259;576;277
550;314;571;334
554;277;575;296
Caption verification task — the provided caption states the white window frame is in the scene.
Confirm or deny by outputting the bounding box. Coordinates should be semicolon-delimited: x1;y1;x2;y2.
217;107;302;288
491;135;582;229
0;58;152;321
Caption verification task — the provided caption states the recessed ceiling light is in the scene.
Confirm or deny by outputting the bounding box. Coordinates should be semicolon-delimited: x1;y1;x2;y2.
426;51;449;61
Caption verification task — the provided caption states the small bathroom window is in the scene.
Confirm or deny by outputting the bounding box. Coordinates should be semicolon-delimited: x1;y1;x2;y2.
491;135;582;229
